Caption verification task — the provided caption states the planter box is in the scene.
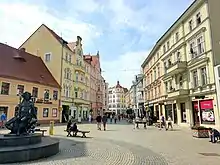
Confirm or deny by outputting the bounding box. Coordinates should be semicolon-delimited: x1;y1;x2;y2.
192;129;209;138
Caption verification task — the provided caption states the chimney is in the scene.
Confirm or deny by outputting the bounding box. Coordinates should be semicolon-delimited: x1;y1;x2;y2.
20;48;26;52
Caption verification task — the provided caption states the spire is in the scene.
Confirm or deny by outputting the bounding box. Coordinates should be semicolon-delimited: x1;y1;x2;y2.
97;51;99;58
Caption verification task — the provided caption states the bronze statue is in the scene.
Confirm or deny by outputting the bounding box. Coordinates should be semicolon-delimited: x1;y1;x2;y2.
5;92;37;135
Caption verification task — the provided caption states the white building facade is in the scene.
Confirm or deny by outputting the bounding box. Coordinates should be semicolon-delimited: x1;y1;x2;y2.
108;81;127;114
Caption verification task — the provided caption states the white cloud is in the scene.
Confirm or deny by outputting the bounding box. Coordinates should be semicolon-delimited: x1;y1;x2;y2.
0;1;101;48
101;50;149;88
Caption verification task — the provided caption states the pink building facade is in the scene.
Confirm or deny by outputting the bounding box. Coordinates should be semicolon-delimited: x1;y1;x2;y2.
84;52;104;118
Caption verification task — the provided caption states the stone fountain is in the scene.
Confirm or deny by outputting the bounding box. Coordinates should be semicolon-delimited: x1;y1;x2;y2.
0;92;59;164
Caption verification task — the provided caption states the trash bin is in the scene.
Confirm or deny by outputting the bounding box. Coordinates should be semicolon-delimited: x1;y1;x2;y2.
49;121;54;135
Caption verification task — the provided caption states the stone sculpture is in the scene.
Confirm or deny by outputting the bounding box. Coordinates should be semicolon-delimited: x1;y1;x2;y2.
5;92;37;135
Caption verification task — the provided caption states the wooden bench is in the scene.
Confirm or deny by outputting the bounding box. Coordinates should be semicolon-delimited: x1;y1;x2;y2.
64;129;90;138
35;129;47;136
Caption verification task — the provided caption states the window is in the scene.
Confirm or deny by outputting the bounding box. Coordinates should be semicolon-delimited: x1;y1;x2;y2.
43;108;49;117
76;72;78;82
179;75;183;88
150;73;153;83
196;12;201;25
76;59;79;65
175;32;179;42
190;41;197;59
44;89;50;100
157;52;159;59
17;85;24;95
167;41;170;50
69;54;72;62
65;52;68;61
180;103;186;123
65;86;69;97
32;87;38;98
201;67;207;85
1;82;10;95
157;66;160;77
154;87;157;98
53;90;58;100
52;108;58;117
165;82;168;92
218;66;220;78
154;69;157;81
197;36;204;55
188;20;193;31
192;70;198;87
176;51;181;61
163;45;166;53
45;53;51;62
158;85;161;95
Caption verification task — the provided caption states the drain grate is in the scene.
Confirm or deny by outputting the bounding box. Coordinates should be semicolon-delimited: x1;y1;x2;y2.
199;153;220;157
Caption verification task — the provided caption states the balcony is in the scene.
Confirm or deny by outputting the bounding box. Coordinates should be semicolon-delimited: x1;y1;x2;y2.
167;88;189;99
75;64;86;73
166;61;187;76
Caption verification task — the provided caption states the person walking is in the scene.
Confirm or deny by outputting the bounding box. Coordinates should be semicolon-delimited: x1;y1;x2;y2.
102;113;108;131
167;116;173;130
88;114;92;123
0;112;7;128
110;114;113;123
160;114;166;130
114;114;117;124
96;114;102;130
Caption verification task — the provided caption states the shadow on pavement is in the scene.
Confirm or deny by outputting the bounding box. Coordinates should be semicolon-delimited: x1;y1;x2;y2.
20;136;88;164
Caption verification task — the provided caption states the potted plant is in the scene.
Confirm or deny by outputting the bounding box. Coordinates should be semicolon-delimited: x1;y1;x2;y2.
191;126;210;138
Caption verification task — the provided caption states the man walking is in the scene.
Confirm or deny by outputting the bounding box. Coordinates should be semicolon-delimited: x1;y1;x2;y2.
96;114;102;130
102;113;108;131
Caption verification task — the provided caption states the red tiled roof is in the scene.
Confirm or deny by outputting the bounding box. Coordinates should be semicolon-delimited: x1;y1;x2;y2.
0;43;60;88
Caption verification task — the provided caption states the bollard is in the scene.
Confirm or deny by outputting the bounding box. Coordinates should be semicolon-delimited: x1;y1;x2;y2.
49;121;54;135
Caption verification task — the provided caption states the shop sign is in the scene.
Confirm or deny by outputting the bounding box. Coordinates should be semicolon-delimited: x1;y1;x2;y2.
200;100;215;122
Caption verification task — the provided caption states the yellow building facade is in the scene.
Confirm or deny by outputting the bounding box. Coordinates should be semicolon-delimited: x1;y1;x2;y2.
0;77;60;124
141;0;220;129
19;24;83;122
70;37;90;120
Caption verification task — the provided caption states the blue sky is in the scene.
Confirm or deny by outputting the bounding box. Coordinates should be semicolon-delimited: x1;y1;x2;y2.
0;0;194;88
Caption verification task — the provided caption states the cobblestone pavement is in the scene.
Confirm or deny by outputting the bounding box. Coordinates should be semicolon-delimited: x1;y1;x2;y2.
1;121;220;165
14;137;168;165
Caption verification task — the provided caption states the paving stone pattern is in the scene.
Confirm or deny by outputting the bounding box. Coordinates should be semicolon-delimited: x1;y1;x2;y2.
10;137;168;165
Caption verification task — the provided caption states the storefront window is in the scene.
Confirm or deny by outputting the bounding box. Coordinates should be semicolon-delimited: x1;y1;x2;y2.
200;100;215;124
165;104;172;120
180;103;186;123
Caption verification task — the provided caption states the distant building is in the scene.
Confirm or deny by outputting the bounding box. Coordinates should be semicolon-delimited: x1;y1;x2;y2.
108;81;128;114
0;43;61;124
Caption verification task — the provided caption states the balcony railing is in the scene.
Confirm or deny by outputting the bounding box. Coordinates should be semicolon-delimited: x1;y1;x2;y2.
167;86;189;99
166;61;187;76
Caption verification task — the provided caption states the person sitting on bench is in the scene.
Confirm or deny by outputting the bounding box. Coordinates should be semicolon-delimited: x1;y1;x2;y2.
209;128;220;143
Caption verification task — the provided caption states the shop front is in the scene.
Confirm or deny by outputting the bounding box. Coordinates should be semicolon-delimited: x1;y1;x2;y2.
192;99;215;126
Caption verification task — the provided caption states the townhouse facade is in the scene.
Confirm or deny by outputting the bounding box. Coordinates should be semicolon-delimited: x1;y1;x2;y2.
84;53;104;117
141;0;220;129
108;81;127;114
19;24;96;122
0;43;60;124
102;78;109;112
